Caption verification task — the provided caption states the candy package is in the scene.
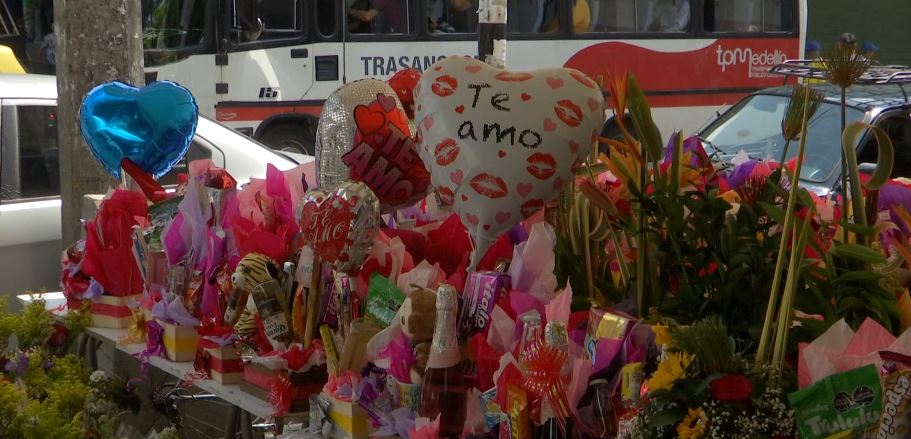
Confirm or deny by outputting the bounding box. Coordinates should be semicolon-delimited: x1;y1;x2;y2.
877;370;911;439
365;274;405;328
585;307;636;374
788;365;883;439
459;271;511;341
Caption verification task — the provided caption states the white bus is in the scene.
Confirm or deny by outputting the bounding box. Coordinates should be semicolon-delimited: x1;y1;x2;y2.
143;0;806;153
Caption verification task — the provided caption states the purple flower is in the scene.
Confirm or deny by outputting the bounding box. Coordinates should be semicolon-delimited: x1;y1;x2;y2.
663;136;710;168
727;160;761;189
878;182;911;236
4;352;29;376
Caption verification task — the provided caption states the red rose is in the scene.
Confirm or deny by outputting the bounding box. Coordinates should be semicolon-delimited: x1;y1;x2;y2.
710;374;753;403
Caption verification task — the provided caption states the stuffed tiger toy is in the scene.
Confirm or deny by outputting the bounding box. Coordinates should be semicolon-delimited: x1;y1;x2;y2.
223;252;281;327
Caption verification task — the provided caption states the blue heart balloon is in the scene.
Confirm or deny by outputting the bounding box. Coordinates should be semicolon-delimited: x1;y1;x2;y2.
80;81;198;179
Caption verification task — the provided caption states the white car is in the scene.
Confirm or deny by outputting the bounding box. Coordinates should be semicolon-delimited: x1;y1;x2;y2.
0;74;311;304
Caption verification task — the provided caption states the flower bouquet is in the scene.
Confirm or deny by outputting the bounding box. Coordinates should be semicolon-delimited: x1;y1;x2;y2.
628;318;795;439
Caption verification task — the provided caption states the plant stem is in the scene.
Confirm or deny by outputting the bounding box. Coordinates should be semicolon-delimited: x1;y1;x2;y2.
840;87;849;243
583;201;594;299
772;214;812;369
779;139;792;165
755;89;812;369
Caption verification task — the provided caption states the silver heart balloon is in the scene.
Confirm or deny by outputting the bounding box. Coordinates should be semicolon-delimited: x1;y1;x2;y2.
315;79;419;192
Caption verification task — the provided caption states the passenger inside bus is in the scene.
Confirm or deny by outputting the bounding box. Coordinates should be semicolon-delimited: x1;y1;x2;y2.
349;0;407;33
586;0;688;33
507;0;545;33
638;0;689;32
703;0;794;33
427;0;475;33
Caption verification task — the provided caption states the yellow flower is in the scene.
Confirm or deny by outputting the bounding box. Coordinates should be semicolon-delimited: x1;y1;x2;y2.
677;408;707;439
652;325;672;347
647;352;694;392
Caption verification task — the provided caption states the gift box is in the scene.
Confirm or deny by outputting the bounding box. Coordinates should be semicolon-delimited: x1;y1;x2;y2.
325;392;369;439
146;249;169;289
158;319;199;362
91;294;142;328
241;356;327;412
204;346;244;384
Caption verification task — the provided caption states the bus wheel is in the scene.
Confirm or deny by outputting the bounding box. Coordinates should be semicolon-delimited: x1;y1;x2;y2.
259;123;315;155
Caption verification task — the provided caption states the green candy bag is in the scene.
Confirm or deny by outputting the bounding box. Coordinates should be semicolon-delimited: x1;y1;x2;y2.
788;365;883;439
365;273;406;328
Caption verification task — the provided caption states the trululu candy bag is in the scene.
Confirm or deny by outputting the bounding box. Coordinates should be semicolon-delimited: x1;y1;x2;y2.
365;274;405;328
788;365;883;439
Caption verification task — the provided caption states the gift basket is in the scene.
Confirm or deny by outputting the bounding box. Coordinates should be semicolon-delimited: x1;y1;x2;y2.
50;14;911;439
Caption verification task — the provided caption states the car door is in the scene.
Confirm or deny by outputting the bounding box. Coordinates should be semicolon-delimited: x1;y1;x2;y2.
857;110;911;179
0;98;62;299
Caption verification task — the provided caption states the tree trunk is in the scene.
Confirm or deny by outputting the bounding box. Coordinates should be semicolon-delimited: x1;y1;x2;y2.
54;0;144;246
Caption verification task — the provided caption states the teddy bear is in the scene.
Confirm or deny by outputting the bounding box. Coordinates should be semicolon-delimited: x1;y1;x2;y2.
400;287;438;383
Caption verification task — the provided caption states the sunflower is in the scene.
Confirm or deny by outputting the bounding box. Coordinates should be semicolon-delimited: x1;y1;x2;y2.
676;407;707;439
646;352;694;391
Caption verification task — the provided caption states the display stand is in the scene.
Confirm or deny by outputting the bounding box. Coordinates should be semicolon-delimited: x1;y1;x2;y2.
81;326;304;436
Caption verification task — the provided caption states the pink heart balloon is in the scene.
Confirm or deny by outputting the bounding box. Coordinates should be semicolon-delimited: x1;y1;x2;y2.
415;57;606;268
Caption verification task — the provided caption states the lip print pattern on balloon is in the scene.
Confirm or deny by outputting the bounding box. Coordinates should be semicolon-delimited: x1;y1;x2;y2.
415;56;606;267
341;92;430;211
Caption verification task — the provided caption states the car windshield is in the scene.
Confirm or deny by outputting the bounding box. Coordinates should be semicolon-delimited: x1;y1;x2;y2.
701;94;864;183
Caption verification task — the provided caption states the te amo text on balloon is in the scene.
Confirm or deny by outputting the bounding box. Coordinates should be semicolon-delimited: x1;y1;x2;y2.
455;81;542;150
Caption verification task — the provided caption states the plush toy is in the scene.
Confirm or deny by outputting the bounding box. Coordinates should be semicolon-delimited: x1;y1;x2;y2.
400;287;438;383
224;252;282;327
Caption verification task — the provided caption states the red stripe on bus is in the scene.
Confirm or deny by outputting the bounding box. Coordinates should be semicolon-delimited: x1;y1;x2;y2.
215;104;322;122
564;38;799;96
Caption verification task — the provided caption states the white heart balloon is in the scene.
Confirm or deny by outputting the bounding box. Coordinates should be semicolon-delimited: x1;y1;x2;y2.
414;57;606;268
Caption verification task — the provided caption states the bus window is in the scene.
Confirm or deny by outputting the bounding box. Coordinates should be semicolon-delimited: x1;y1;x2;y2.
348;0;411;34
231;0;303;42
427;0;478;33
762;0;793;32
705;0;791;33
317;0;338;36
142;0;207;50
585;0;690;33
507;0;559;33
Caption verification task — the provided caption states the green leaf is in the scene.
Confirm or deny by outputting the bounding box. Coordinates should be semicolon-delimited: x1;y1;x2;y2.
830;243;887;264
840;221;877;236
758;202;786;225
648;407;686;428
670;131;683;191
837;296;865;313
626;73;663;165
835;271;881;283
843;121;894;190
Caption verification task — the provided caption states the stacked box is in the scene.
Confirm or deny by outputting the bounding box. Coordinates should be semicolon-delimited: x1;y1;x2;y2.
91;294;141;329
325;392;369;439
241;357;327;412
204;346;244;384
159;320;199;362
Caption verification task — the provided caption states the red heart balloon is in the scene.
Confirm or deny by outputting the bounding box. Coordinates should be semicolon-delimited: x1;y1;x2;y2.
342;93;430;212
299;180;380;272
